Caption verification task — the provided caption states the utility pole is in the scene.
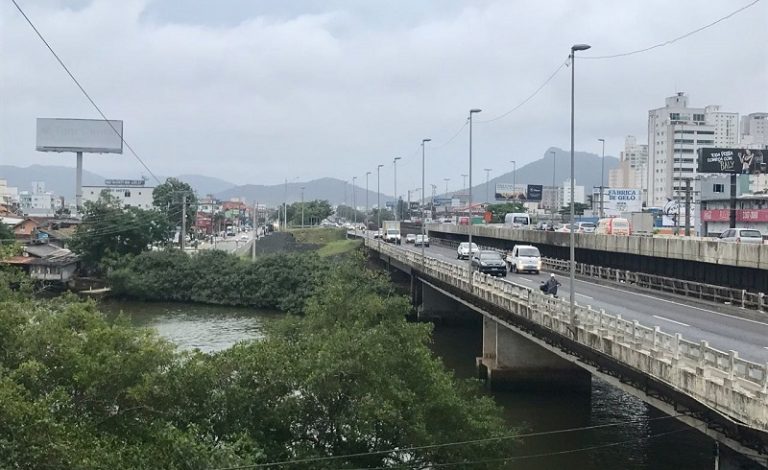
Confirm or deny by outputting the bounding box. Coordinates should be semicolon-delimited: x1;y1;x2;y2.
352;176;357;231
551;150;557;227
598;138;606;218
377;164;383;229
468;108;481;285
365;171;371;226
484;168;492;204
301;186;306;227
684;178;692;236
283;178;288;231
393;157;402;221
444;178;450;195
180;193;187;251
510;160;516;199
252;202;257;261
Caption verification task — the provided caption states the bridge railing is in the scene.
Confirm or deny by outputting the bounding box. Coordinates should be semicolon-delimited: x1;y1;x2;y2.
432;238;766;313
367;238;768;431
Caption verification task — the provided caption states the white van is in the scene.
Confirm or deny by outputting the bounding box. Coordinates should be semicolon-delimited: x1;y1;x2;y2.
504;212;531;229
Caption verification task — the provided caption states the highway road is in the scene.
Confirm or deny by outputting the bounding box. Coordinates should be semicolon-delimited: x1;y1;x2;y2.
367;233;768;363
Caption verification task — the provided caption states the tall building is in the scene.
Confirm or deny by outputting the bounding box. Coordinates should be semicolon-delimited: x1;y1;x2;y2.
741;112;768;148
561;179;585;206
646;93;739;210
609;136;648;198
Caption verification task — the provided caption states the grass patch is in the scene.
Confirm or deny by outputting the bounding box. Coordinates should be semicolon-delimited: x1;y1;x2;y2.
317;239;362;258
290;227;346;245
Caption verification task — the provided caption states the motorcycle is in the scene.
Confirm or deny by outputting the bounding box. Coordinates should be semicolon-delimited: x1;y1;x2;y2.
539;279;561;298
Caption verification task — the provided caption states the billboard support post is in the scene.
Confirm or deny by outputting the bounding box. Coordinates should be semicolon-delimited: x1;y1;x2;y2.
684;178;691;237
730;174;737;229
75;151;83;211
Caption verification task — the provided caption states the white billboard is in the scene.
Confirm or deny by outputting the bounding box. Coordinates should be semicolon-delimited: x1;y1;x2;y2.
602;188;642;215
36;118;123;154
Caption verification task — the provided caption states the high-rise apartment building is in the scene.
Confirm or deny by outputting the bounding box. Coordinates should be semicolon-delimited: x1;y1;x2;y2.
609;136;648;199
741;112;768;148
646;93;739;209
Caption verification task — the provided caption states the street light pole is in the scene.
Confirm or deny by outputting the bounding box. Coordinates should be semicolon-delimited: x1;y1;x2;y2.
365;171;371;226
550;150;556;228
510;160;516;198
598;138;605;218
393;157;402;222
352;176;357;231
301;186;306;227
377;164;384;229
422;138;431;264
468;109;482;283
569;43;591;335
444;178;450;195
484;168;492;204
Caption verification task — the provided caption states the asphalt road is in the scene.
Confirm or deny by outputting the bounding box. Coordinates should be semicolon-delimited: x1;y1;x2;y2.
368;234;768;363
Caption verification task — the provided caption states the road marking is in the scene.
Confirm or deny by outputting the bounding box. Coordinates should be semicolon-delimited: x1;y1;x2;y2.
651;315;690;327
576;293;594;300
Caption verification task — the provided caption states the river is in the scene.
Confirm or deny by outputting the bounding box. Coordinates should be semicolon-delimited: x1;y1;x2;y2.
101;300;759;469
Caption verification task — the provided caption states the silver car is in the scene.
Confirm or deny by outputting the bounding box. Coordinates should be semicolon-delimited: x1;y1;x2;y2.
457;242;479;260
718;228;763;244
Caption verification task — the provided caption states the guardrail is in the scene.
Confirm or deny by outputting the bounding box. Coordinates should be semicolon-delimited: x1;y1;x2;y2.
432;238;767;313
366;237;768;432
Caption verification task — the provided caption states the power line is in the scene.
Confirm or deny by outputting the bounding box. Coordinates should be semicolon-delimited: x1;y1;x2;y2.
208;414;684;470
476;59;569;124
9;0;162;185
583;0;762;60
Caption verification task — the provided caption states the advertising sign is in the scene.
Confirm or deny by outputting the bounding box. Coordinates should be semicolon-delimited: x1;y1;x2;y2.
494;183;525;201
409;201;419;209
738;209;768;223
36;118;124;154
525;185;543;202
105;179;145;187
701;209;729;222
602;188;642;214
433;197;452;205
698;148;766;174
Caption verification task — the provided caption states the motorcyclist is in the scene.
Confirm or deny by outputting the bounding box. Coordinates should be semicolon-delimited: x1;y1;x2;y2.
541;273;561;297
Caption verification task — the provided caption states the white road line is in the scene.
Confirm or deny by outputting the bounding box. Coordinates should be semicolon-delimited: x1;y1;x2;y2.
652;315;690;327
576;293;594;300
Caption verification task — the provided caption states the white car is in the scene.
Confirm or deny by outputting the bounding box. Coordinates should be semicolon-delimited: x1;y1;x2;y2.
506;245;542;274
239;234;249;241
457;242;479;260
414;234;430;247
405;234;417;244
718;228;763;244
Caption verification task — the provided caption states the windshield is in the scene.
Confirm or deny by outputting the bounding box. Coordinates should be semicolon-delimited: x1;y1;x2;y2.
386;229;399;234
459;243;478;250
513;217;529;225
479;252;502;260
612;220;628;228
581;223;595;229
518;247;540;257
740;230;762;238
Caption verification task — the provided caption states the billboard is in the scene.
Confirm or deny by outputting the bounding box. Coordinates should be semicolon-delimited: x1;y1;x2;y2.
526;185;543;202
495;184;543;202
698;148;765;174
602;188;642;214
36;118;123;154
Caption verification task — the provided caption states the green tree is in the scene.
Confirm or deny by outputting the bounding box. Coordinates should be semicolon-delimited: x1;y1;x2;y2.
152;177;197;233
486;202;525;223
369;207;394;228
559;202;591;218
0;223;13;242
334;204;366;223
70;192;171;271
287;199;332;226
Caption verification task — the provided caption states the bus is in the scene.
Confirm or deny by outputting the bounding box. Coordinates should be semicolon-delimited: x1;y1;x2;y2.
504;212;531;229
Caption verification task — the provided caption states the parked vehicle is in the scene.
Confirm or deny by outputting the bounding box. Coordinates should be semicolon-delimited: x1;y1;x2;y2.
505;245;542;274
457;242;479;259
718;228;763;244
471;250;507;277
596;217;631;236
504;212;531;229
383;221;402;244
414;234;430;247
405;233;417;244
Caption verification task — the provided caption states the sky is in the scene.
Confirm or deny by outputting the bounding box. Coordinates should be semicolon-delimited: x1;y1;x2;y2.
1;0;766;193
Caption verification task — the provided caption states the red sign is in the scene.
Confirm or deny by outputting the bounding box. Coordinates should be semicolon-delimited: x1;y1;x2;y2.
701;209;729;222
737;209;768;222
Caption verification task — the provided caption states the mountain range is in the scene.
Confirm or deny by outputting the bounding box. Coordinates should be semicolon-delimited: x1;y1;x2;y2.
1;147;619;207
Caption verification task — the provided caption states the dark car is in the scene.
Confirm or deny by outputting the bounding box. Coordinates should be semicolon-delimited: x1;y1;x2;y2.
471;250;507;277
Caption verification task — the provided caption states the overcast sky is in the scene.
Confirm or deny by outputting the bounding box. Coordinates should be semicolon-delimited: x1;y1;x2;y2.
1;0;766;192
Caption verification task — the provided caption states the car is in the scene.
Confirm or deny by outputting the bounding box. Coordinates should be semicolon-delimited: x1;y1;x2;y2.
596;217;631;236
414;234;430;247
718;228;763;244
576;222;596;233
405;234;417;244
557;224;573;233
239;234;249;241
471;250;507;277
506;245;542;274
457;242;479;259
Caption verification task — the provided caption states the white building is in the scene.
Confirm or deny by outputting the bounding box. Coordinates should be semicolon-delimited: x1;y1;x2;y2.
0;179;19;207
82;179;155;209
741;112;768;148
609;136;648;198
646;93;739;213
19;181;55;216
561;179;585;206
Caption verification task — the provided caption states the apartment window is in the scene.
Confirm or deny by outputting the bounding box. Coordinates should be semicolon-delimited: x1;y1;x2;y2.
713;184;725;193
674;139;694;144
696;140;714;145
670;113;680;120
124;191;131;197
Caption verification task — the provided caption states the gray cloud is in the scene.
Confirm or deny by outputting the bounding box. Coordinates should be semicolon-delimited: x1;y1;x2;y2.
1;0;765;193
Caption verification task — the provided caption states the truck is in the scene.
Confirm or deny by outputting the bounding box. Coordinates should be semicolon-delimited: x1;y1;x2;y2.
383;221;402;244
623;212;654;235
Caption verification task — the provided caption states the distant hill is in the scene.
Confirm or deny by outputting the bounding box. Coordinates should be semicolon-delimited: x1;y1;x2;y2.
216;177;394;207
0;165;238;200
446;147;620;201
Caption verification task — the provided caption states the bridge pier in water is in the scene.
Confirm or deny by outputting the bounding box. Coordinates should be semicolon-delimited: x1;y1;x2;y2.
477;317;591;392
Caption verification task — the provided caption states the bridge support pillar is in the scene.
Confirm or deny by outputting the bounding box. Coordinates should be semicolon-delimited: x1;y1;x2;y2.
418;282;475;324
477;317;591;392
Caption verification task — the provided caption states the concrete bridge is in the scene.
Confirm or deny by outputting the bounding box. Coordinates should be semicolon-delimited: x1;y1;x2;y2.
425;223;768;292
364;236;768;464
